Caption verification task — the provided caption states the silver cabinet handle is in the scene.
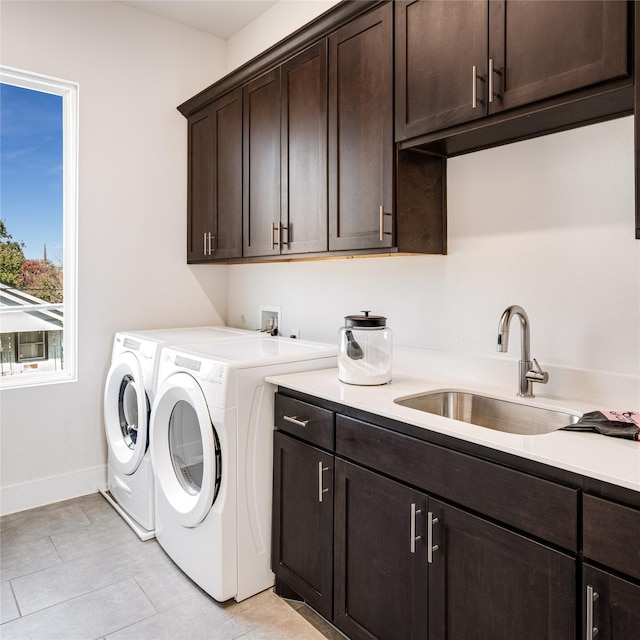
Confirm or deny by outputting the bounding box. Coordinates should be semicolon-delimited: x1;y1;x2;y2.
379;205;392;242
472;65;478;108
271;222;281;250
410;503;423;553
427;511;439;563
586;585;599;640
318;461;329;502
283;415;309;428
203;232;215;256
488;58;494;104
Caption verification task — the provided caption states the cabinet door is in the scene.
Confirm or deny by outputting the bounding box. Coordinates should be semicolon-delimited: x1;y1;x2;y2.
328;3;394;252
334;459;428;640
489;1;629;114
281;42;328;255
187;107;214;262
583;564;640;640
428;499;575;640
186;92;243;263
583;493;640;582
272;432;333;620
243;69;281;257
395;0;488;140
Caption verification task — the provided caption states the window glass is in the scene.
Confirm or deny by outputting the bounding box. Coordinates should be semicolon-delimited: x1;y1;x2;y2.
17;331;46;362
0;66;78;387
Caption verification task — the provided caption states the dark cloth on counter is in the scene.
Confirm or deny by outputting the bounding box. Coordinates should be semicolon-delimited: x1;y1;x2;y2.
561;410;639;441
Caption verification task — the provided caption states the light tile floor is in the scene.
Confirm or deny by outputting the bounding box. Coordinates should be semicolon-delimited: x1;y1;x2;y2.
0;493;344;640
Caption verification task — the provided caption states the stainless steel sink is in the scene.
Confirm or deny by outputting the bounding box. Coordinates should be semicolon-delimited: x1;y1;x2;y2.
394;390;581;435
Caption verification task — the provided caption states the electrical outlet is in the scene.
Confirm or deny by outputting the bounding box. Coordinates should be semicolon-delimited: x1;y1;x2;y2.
289;329;300;339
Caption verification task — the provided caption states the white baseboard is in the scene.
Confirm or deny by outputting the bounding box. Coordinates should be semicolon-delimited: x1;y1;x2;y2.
0;464;107;516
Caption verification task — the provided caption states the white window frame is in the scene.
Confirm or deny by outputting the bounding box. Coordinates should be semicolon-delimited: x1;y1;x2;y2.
0;66;78;388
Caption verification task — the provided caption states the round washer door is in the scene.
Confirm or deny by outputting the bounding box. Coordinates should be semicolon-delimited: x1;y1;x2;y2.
151;372;221;528
104;351;150;475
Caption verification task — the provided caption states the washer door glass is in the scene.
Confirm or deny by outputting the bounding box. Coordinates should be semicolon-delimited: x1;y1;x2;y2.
151;372;221;528
104;351;150;475
119;374;140;449
169;400;205;495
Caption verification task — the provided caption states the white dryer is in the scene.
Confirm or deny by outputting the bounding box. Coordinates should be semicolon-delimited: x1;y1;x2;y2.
150;337;337;602
101;326;258;539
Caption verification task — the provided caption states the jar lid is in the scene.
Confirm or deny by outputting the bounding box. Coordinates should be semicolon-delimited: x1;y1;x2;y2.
345;310;387;328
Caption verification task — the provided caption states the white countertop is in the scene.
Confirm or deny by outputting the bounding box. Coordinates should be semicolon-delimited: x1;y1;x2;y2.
266;367;640;493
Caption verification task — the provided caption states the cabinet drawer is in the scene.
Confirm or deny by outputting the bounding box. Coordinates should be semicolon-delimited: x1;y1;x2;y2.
275;394;334;450
583;494;640;581
336;415;578;551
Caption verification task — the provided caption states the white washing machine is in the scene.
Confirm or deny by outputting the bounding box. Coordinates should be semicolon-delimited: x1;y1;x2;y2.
150;336;337;602
101;326;259;539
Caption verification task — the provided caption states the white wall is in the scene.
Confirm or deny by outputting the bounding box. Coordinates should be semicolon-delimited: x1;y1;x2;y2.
0;0;228;512
1;0;638;514
227;0;340;72
226;2;640;406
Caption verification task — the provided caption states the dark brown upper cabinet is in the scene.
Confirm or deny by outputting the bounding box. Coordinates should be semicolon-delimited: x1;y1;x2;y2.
244;43;329;258
186;89;242;263
396;0;489;141
180;0;637;255
328;3;394;252
636;2;639;241
243;69;282;258
280;42;328;255
489;1;628;112
395;0;630;142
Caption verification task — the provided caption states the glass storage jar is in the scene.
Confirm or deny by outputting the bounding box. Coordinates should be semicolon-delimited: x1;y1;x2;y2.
338;311;392;385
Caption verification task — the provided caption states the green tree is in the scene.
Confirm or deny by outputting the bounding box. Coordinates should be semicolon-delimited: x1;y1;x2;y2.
21;259;63;303
0;219;25;288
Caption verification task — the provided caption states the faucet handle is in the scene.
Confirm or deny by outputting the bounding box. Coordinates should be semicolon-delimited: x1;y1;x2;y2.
526;359;549;384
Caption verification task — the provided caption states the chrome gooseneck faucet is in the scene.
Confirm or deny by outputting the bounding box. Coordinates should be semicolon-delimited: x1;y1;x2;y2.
497;305;548;398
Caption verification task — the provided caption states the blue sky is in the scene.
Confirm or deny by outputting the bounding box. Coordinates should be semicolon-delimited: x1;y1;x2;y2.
1;83;63;262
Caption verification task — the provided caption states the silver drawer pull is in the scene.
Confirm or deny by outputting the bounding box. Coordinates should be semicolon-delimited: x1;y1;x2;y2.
472;65;478;108
488;58;494;104
379;205;392;241
586;585;599;640
283;415;309;428
271;222;281;250
410;503;422;553
427;512;439;564
318;462;329;502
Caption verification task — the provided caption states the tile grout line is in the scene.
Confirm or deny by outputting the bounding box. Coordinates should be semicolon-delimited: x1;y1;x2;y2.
8;578;23;620
47;534;65;565
1;574;151;627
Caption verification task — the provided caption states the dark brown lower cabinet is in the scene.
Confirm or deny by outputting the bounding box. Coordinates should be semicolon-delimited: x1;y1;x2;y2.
583;564;640;640
333;459;428;640
428;499;576;640
272;392;638;640
332;459;575;640
272;431;333;620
